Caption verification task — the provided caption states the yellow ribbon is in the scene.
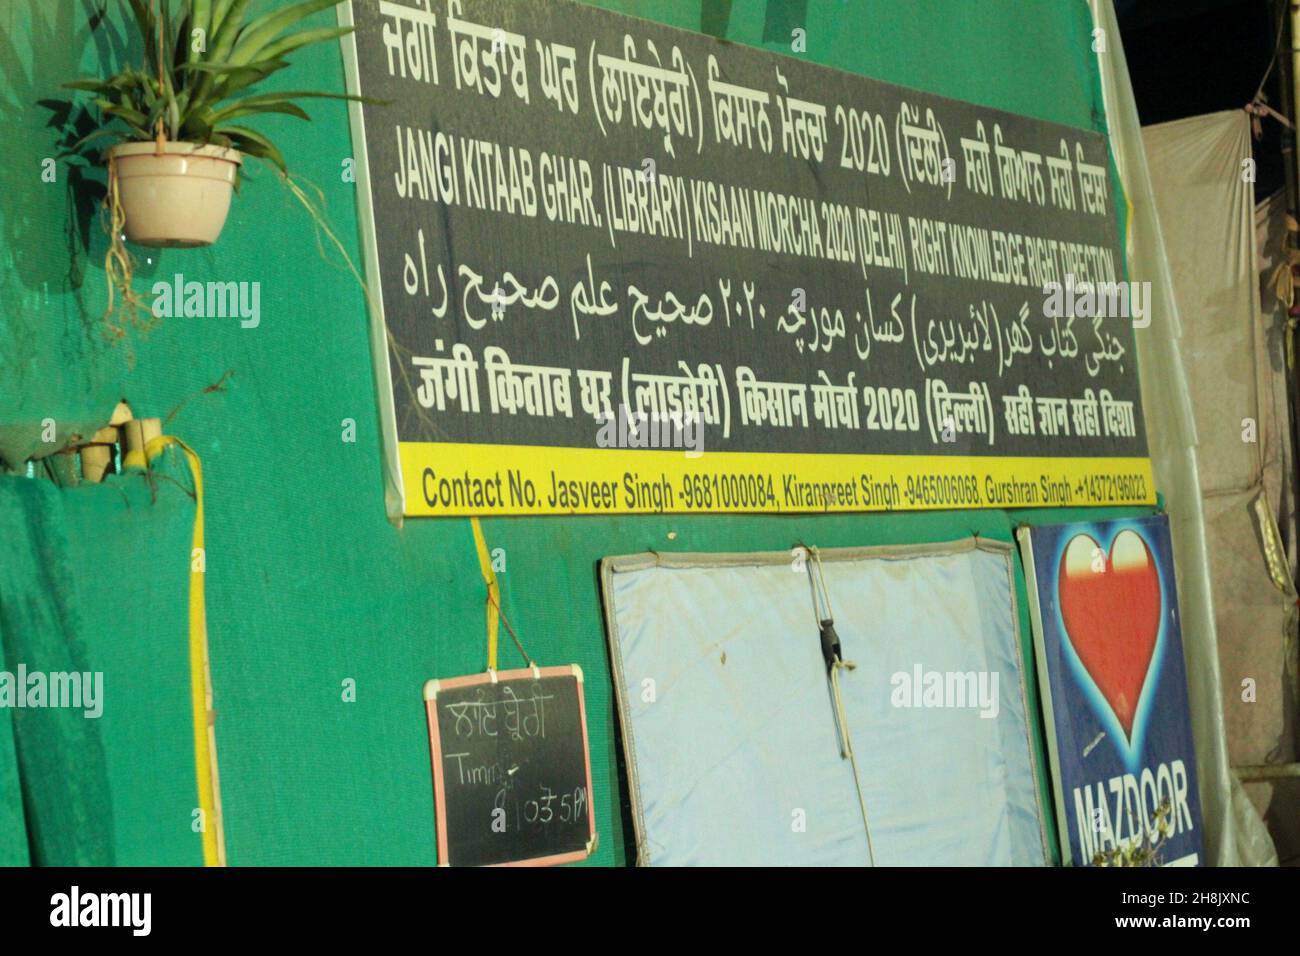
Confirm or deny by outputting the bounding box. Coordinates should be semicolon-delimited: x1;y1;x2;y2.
144;435;226;867
122;446;147;470
469;517;500;671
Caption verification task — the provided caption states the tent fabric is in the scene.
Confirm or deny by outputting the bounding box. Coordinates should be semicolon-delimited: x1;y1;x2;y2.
1142;112;1296;863
0;0;1225;866
1088;1;1277;865
0;454;200;865
1142;113;1278;496
1254;196;1300;862
0;609;28;866
1255;190;1299;572
602;542;1050;866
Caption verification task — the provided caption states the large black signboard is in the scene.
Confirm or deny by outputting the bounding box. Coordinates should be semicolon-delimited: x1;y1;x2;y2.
341;0;1153;517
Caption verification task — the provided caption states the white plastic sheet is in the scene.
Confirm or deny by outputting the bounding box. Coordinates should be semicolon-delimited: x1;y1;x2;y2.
601;540;1050;866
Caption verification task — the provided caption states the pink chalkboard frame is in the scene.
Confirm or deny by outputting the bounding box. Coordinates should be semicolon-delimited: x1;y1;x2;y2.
423;664;597;867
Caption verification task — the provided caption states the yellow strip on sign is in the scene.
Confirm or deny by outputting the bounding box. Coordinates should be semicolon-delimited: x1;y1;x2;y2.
398;442;1156;517
144;435;226;867
469;517;500;671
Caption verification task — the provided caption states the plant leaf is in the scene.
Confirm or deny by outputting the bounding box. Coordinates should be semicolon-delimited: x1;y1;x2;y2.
179;58;284;75
72;127;126;152
194;0;252;106
208;97;311;125
229;0;345;66
209;0;252;58
96;99;149;128
125;0;157;73
255;25;353;65
188;0;212;64
214;59;291;99
64;78;114;93
181;56;290;102
219;123;287;172
208;0;239;39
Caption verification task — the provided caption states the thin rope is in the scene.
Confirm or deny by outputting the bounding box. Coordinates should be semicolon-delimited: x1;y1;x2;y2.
812;546;833;621
829;657;855;759
487;590;535;669
1252;0;1288;103
1244;1;1291;139
805;545;876;866
835;661;877;867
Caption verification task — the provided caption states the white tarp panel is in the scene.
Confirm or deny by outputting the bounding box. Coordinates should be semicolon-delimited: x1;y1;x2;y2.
601;540;1050;866
1142;111;1297;863
1142;113;1275;495
1089;0;1277;865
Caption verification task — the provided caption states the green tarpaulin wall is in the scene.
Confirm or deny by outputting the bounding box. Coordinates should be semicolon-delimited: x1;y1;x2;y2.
0;0;1147;866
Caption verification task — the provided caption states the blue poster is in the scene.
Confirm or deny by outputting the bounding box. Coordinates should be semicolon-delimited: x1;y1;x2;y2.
1018;515;1203;866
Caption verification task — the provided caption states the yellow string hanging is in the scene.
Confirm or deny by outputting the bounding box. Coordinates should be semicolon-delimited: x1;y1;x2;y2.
144;435;226;867
469;517;500;671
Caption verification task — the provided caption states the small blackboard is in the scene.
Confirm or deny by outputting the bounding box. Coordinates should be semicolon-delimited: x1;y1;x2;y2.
423;665;596;866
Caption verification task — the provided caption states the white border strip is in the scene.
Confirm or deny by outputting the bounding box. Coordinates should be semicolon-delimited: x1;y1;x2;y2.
339;1;407;524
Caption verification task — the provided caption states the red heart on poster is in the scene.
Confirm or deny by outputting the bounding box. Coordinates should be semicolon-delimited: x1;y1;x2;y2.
1057;530;1162;739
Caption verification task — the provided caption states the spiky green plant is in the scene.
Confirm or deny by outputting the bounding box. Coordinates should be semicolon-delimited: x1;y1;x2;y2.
59;0;372;341
65;0;360;171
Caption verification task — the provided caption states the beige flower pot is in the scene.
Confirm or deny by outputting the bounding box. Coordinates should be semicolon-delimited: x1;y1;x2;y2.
107;142;242;247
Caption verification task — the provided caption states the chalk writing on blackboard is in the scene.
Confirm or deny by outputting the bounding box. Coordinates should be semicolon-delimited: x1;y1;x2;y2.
443;684;554;739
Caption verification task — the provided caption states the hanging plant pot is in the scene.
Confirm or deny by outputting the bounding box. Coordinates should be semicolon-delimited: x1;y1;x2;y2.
107;142;242;248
